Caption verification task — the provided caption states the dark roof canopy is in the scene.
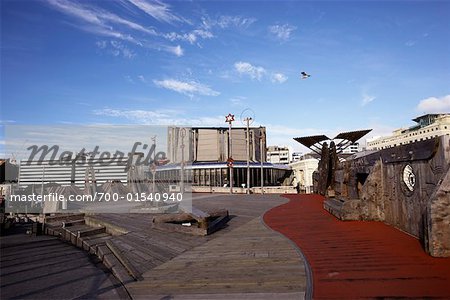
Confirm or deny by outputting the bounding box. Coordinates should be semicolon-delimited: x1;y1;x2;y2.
293;135;330;148
334;129;372;143
294;129;372;155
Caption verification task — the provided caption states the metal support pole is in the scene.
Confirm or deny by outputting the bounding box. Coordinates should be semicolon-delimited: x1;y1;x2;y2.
225;113;235;194
260;129;264;194
229;122;233;194
152;170;156;193
245;117;252;194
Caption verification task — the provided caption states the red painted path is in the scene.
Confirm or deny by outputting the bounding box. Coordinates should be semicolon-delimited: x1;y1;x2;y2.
264;194;450;299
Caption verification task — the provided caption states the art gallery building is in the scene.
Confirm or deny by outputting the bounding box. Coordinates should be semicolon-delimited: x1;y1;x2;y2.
156;127;294;191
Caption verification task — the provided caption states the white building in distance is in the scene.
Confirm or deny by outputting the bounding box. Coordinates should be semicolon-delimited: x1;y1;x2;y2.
289;153;319;193
367;114;450;150
267;146;290;165
291;152;302;162
341;142;361;154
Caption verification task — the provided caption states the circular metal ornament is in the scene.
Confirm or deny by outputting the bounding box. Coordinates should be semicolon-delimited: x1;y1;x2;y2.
240;108;255;125
402;164;416;192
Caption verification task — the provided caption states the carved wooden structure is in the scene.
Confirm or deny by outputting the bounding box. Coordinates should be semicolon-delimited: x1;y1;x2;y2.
321;136;450;257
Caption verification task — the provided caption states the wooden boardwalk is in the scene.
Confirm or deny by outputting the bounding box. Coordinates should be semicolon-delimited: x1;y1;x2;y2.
91;194;291;276
126;217;306;299
264;194;450;299
92;194;307;299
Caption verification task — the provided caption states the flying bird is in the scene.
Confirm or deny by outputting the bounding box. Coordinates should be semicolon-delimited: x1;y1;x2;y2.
301;71;311;79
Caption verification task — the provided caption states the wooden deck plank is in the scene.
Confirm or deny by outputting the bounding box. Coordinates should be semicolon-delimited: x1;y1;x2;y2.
86;194;302;298
126;216;306;297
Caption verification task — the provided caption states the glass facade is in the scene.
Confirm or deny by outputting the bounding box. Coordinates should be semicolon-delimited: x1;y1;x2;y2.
156;165;291;188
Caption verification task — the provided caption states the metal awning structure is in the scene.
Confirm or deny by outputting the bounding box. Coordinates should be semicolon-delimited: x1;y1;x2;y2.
294;129;372;155
333;129;372;154
293;135;331;155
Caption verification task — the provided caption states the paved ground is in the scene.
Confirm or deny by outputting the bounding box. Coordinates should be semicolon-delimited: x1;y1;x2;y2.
92;194;291;276
264;194;450;299
0;224;130;300
126;217;306;299
116;194;307;299
8;193;446;300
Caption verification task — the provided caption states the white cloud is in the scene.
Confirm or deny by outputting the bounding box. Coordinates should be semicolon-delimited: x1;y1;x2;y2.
88;26;141;45
271;73;288;83
47;0;155;40
165;32;195;44
234;62;287;84
164;45;184;57
47;1;253;58
234;62;266;81
138;75;146;83
364;122;396;145
94;108;172;124
110;40;135;58
193;29;214;39
93;108;224;126
163;29;214;44
361;93;376;106
47;0;103;25
153;79;220;97
100;10;157;35
96;40;107;49
268;24;297;41
202;15;257;30
0;120;16;124
124;75;135;84
96;40;135;58
416;95;450;114
230;96;246;106
47;0;186;57
126;0;185;24
405;40;416;47
216;15;257;29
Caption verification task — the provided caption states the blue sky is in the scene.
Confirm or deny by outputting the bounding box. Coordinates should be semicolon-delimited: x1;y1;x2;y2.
1;0;450;154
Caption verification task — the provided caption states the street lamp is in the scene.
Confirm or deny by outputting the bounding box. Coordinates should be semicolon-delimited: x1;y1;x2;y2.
225;113;235;194
240;109;255;194
243;117;252;194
